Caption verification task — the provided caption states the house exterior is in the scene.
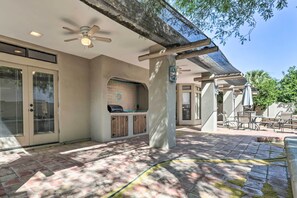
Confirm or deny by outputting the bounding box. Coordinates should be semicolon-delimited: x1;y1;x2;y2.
0;0;245;150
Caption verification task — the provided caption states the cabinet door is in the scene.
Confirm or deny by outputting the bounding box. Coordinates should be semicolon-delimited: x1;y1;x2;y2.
111;115;128;138
133;115;146;135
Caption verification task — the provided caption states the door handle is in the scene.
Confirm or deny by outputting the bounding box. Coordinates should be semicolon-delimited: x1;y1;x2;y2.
29;109;34;112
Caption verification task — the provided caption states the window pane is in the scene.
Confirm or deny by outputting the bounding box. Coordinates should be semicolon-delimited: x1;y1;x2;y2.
182;85;191;90
0;66;23;137
195;93;201;120
27;49;57;63
33;72;54;134
182;92;191;120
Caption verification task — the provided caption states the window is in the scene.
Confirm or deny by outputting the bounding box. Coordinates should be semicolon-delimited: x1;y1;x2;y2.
182;92;191;120
0;42;26;57
195;93;201;120
27;49;57;63
182;85;191;90
0;41;57;64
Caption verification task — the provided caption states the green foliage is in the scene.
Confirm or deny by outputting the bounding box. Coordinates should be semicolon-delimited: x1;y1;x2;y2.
245;70;278;110
214;181;246;197
278;66;297;105
245;70;270;85
253;183;278;198
227;178;247;187
168;0;288;44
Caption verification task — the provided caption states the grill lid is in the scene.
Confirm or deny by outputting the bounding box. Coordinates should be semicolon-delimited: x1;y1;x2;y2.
107;105;124;112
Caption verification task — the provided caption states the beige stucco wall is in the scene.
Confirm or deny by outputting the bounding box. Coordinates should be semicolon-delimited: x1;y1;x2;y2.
0;36;90;143
58;53;90;142
262;102;295;118
90;55;149;142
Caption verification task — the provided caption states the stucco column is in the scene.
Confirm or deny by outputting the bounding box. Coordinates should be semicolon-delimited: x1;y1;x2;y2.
223;89;234;121
234;92;243;116
148;45;176;149
201;79;217;132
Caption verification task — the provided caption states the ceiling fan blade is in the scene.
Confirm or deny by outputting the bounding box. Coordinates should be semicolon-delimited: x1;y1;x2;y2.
63;27;80;34
93;36;112;43
88;42;94;48
88;25;100;36
97;30;112;35
61;18;80;28
64;38;79;42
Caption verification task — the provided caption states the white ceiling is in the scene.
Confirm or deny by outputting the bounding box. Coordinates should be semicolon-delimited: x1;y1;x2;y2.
0;0;207;75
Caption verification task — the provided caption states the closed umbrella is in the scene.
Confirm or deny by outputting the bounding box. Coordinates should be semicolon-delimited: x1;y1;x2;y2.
242;83;253;109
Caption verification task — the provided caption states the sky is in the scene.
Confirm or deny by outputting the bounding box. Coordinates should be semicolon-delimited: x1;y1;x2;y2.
210;0;297;80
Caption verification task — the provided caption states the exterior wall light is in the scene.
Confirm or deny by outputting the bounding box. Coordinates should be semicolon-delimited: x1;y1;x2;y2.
169;65;177;83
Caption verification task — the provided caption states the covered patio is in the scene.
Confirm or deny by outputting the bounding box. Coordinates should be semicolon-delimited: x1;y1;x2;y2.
0;0;246;151
1;0;293;197
0;127;292;197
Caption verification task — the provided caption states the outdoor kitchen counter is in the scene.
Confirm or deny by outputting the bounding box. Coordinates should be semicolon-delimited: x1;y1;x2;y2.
109;112;147;138
110;111;147;116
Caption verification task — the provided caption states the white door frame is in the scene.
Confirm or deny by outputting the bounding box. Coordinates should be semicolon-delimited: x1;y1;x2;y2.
0;61;59;148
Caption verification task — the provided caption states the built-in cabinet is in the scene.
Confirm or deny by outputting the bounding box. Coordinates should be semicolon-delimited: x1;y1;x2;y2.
110;112;147;138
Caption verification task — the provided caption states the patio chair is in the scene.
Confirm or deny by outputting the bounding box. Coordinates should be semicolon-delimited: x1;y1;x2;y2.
278;112;293;132
237;112;250;129
220;112;237;128
283;119;297;132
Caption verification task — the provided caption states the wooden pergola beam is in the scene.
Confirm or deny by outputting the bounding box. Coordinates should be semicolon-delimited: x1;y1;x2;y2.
138;38;211;61
176;46;218;60
194;72;244;82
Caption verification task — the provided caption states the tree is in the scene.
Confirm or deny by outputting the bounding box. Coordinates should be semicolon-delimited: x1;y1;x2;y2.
245;70;278;110
168;0;288;44
245;70;270;86
278;66;297;104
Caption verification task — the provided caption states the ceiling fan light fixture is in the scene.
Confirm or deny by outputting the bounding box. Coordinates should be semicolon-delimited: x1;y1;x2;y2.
81;36;91;46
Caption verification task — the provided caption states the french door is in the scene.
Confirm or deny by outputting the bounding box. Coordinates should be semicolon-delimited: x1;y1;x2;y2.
0;62;58;149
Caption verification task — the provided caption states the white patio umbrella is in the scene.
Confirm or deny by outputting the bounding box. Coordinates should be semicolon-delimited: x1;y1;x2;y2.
242;83;253;109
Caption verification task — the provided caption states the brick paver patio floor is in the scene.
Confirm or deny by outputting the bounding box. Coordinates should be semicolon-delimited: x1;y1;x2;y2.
0;127;295;197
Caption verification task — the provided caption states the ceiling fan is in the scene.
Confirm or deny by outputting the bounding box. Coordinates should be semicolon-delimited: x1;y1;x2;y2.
63;25;111;48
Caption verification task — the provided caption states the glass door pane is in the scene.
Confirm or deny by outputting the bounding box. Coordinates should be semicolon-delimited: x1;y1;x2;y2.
0;66;23;137
32;72;55;134
182;92;191;120
195;93;201;120
28;67;58;146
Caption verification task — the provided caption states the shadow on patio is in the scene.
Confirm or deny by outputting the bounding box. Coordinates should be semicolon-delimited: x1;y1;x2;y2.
0;127;292;197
